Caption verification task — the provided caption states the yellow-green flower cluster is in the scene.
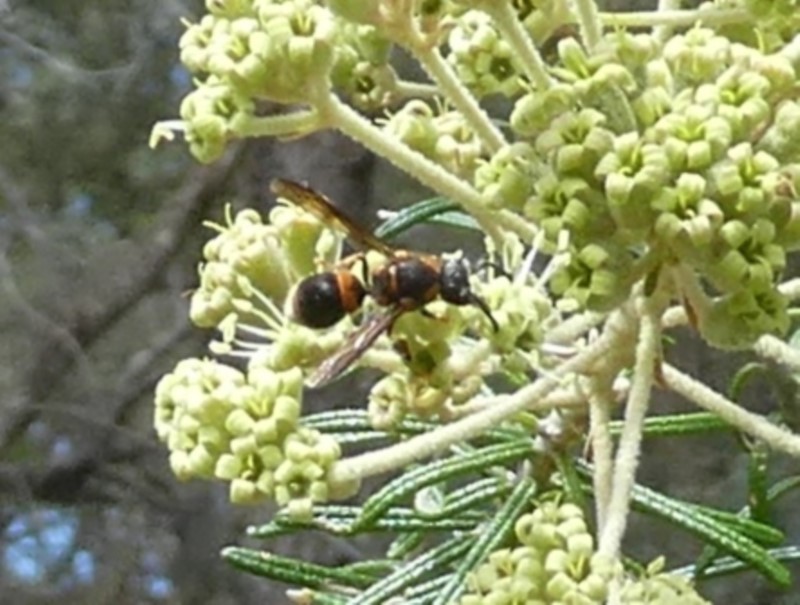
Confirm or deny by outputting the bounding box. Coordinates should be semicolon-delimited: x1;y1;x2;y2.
154;358;342;517
191;208;288;329
383;101;485;178
619;559;711;605
474;142;541;212
177;0;398;162
736;0;800;47
365;300;473;428
190;201;339;336
458;501;709;604
504;27;800;345
447;10;523;98
458;502;618;605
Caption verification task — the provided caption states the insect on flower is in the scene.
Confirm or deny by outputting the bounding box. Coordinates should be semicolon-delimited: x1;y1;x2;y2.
270;179;498;387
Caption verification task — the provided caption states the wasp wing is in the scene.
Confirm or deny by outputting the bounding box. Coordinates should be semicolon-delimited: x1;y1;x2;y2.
307;309;403;388
271;179;395;256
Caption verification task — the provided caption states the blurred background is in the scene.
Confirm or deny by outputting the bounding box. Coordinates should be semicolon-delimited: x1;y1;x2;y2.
1;0;798;603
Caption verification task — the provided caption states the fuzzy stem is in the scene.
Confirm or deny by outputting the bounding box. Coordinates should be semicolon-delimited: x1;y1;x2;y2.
314;92;537;243
598;294;664;559
670;264;711;326
232;110;322;138
752;335;800;373
484;1;553;90
654;0;682;42
545;310;606;346
569;0;603;50
586;376;615;533
780;278;800;300
599;8;749;29
393;80;441;100
328;317;621;485
450;384;587;418
410;43;507;153
662;363;800;458
370;1;506;151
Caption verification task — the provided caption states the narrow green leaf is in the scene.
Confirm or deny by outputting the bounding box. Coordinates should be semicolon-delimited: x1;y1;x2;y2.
387;530;427;560
728;362;768;402
576;463;791;586
347;536;474;605
301;410;376;433
405;574;454;600
248;505;483;538
767;474;800;502
554;454;588;511
608;412;731;437
328;431;392;445
340;560;397;578
357;440;534;528
425;210;481;231
675;546;800;581
687;505;784;546
222;547;375;589
435;476;512;518
303;411;521;443
374;197;477;241
431;477;537;605
628;482;791;586
287;590;348;605
747;441;771;522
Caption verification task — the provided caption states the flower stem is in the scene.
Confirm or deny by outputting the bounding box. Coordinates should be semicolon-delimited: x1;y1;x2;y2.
485;0;553;90
599;8;749;29
654;0;682;42
598;292;664;559
232;110;323;139
753;335;800;373
393;80;441;100
587;376;615;532
569;0;603;50
410;43;506;153
662;363;800;458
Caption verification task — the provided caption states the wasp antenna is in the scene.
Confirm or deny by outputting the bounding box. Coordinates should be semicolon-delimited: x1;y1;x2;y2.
475;258;512;279
469;293;499;333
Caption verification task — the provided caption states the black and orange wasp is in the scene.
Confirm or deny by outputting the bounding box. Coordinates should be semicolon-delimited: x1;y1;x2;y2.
270;179;498;387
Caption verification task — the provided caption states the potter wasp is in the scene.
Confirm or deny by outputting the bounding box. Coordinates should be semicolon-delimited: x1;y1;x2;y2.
270;179;497;387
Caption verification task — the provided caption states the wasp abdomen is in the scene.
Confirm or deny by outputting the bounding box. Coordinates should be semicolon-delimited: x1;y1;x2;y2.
292;271;366;329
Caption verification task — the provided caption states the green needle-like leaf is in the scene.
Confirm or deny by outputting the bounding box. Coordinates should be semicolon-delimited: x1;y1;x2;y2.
222;547;375;589
747;441;771;522
608;412;731;437
577;462;790;585
436;476;512;518
767;474;800;502
347;536;474;605
357;440;535;529
431;477;538;605
374;197;478;241
248;505;483;538
628;481;790;586
675;546;800;581
387;530;427;560
689;505;784;546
